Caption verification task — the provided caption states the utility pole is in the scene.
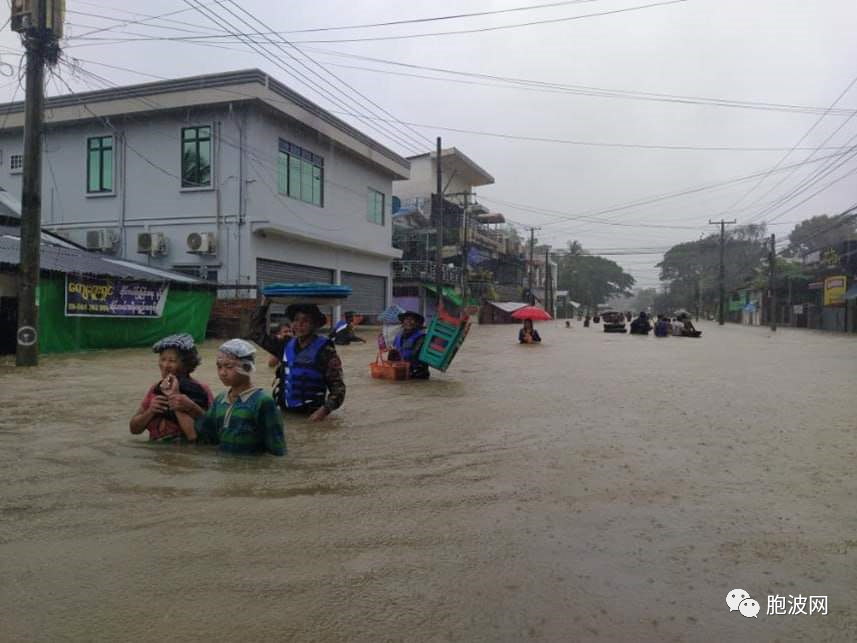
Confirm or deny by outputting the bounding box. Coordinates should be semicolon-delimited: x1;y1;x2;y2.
709;218;736;326
461;190;468;307
13;0;62;366
544;246;551;316
526;226;540;305
768;232;777;332
435;137;443;312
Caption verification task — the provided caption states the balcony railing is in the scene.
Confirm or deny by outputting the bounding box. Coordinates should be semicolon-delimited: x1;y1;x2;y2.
393;260;461;285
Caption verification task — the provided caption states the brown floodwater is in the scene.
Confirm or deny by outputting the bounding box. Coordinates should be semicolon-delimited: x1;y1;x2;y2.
1;321;856;641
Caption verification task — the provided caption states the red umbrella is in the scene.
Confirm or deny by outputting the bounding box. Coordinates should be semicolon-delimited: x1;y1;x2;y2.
511;306;552;321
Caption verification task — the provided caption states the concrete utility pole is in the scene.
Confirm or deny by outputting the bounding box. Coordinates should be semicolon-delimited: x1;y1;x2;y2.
769;232;777;332
13;0;62;366
709;218;736;326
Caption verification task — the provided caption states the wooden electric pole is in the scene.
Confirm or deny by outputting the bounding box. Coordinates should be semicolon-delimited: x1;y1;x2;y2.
709;218;736;326
14;0;61;366
434;137;443;311
526;226;540;305
769;232;777;332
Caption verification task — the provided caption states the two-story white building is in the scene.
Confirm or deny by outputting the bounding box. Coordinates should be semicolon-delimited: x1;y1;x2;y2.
0;69;409;319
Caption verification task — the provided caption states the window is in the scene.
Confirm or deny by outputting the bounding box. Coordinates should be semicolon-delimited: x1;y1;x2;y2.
277;139;323;206
10;154;23;173
181;126;211;188
86;136;113;193
367;188;385;225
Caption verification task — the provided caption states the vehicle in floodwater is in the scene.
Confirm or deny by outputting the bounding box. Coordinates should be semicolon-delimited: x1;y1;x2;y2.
601;311;627;333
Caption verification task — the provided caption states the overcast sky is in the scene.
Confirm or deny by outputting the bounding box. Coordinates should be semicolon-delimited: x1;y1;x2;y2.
2;0;856;288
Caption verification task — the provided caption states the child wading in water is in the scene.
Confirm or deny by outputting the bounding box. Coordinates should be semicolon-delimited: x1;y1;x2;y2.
196;339;286;456
130;334;213;442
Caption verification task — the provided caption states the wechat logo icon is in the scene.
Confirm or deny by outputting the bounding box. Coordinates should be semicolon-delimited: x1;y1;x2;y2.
727;589;760;618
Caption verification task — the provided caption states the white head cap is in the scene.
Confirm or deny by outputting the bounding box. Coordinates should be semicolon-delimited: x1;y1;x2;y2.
218;338;257;374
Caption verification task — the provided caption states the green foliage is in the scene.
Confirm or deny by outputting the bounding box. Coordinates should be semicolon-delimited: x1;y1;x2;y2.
656;225;768;313
556;241;635;307
786;214;857;256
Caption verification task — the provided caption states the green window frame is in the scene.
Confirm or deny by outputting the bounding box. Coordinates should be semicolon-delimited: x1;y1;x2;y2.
181;126;211;188
87;136;113;193
367;188;385;225
277;139;323;206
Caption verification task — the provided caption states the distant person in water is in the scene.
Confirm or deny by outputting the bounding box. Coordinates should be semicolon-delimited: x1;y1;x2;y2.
681;316;702;338
629;312;652;335
654;315;671;337
518;319;542;344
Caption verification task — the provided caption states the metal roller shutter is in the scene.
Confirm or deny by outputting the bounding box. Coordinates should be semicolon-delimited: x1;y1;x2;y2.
256;258;334;287
340;271;387;317
256;259;335;327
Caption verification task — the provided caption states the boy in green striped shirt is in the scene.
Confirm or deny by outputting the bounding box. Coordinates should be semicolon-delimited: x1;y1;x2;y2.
196;339;286;456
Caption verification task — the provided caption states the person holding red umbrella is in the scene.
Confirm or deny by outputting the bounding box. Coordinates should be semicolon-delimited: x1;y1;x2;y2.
518;319;542;344
511;305;551;344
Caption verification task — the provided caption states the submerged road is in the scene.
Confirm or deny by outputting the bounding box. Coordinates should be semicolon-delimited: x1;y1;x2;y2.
1;321;855;641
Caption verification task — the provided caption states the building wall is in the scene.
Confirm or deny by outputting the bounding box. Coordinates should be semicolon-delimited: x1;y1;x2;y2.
393;155;474;204
0;102;400;297
244;107;397;260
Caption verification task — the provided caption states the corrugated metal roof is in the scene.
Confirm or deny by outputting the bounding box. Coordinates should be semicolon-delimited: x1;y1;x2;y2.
487;301;529;313
0;233;205;284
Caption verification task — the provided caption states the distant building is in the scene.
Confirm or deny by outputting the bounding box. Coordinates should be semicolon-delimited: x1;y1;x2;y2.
392;147;526;316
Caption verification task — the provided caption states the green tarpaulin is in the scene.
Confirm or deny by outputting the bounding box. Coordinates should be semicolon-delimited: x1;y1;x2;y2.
38;276;215;354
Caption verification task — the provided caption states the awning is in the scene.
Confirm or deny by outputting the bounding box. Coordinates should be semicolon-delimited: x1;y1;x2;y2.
424;284;463;307
845;284;857;300
487;301;529;313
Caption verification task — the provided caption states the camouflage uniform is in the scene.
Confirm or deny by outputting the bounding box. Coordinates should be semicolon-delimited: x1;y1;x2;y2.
247;302;346;413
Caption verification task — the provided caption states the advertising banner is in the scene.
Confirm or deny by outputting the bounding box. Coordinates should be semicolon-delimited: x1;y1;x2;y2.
823;275;847;306
65;275;169;317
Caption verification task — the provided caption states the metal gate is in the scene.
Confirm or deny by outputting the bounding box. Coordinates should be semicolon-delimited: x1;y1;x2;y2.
340;271;387;317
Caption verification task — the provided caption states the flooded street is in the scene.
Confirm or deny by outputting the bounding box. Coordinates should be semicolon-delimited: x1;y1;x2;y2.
1;322;856;642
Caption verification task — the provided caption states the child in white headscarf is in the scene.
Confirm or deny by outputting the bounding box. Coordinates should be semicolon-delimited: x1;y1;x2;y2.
195;339;286;456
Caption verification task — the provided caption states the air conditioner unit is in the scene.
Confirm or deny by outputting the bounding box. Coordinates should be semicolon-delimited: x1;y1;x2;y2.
85;228;117;252
137;232;167;256
186;232;216;254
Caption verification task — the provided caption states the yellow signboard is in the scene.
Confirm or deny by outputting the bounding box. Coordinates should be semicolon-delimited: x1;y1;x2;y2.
823;275;847;306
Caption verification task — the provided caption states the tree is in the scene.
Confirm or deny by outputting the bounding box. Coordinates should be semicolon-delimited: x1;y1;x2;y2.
656;225;768;315
556;241;635;309
787;214;857;257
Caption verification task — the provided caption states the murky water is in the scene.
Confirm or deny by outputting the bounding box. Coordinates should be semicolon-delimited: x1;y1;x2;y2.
1;322;856;641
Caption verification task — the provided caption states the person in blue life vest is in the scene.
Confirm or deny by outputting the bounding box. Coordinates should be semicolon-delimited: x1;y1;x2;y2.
386;310;430;380
247;300;345;422
329;310;366;346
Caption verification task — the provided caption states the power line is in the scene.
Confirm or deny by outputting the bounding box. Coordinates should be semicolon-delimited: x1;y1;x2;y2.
67;0;691;45
58;15;857;119
220;0;434;149
255;0;607;34
303;48;857;118
180;0;427;155
723;71;857;217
